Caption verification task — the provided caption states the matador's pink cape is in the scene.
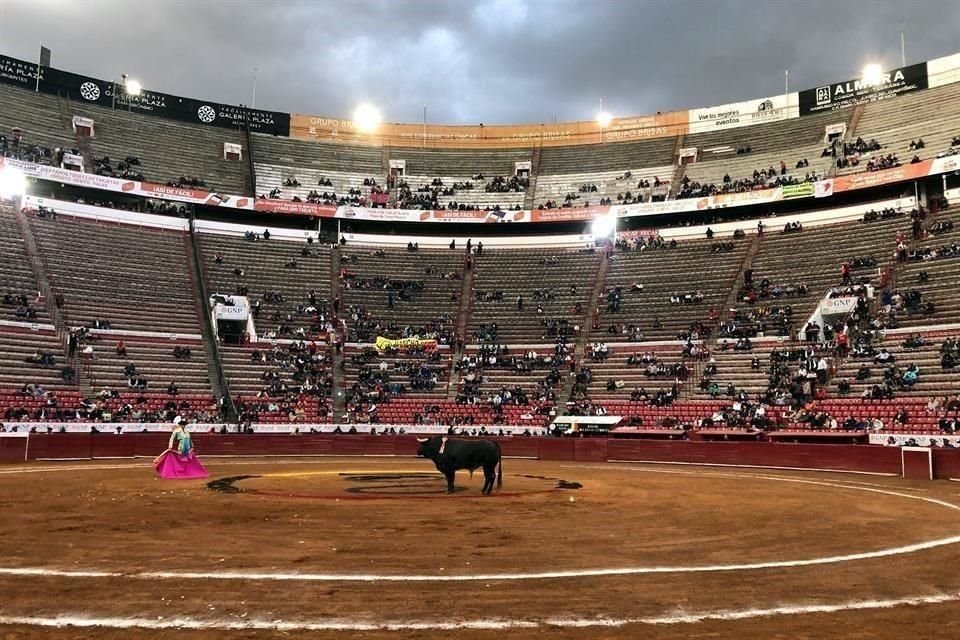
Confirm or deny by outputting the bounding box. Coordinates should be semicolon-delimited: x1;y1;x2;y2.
154;450;209;479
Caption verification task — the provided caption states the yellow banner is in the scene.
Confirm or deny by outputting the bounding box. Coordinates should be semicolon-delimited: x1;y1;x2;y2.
374;336;438;352
289;111;688;149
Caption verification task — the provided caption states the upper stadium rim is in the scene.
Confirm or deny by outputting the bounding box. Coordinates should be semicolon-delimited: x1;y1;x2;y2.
2;49;959;147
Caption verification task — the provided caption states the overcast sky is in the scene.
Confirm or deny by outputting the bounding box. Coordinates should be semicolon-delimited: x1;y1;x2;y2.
1;0;957;124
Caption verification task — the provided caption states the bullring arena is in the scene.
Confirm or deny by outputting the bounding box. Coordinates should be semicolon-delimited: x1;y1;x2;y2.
3;434;960;639
3;10;960;637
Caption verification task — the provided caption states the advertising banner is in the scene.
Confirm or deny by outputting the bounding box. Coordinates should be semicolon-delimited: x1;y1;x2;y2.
831;160;932;193
820;296;858;315
616;228;662;242
930;154;960;176
0;53;289;135
610;198;704;218
290;114;601;148
2;157;254;210
869;433;960;447
290;111;687;149
927;52;960;88
815;179;835;198
0;54;41;88
335;206;531;224
687;93;798;133
529;206;609;223
254;199;336;217
781;183;815;199
374;336;438;352
706;187;784;208
601;111;689;142
214;303;249;322
799;62;928;115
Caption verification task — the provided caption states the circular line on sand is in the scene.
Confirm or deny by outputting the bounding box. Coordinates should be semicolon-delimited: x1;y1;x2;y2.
0;464;958;582
2;591;960;631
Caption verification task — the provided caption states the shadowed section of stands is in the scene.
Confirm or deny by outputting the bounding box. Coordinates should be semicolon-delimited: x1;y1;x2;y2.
28;213;200;335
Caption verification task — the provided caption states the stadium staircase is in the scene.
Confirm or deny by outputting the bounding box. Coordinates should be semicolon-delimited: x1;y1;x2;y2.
12;208;87;393
670;132;687;190
666;133;687;197
187;222;235;420
380;147;392;183
870;200;940;309
14;209;64;336
242;120;257;197
717;233;762;330
846;103;867;139
446;252;477;400
821;103;867;179
562;248;611;400
58;95;95;172
330;246;346;417
524;144;543;210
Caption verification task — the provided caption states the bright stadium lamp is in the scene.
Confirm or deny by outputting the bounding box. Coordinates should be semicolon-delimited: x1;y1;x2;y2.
596;111;613;129
125;78;142;96
353;103;382;134
591;210;617;238
861;63;884;87
0;165;27;200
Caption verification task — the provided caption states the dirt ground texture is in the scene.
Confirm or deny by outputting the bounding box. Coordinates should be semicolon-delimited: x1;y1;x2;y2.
2;456;960;639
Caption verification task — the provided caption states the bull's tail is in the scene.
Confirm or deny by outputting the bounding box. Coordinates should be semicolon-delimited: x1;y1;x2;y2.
496;442;503;490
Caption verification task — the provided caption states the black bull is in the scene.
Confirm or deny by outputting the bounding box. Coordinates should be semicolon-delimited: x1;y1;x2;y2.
416;437;503;494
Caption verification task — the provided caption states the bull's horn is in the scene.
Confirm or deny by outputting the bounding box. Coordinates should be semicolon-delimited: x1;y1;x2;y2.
416;437;428;443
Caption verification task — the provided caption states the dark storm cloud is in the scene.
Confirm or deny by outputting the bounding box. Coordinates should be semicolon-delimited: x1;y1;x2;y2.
0;0;957;124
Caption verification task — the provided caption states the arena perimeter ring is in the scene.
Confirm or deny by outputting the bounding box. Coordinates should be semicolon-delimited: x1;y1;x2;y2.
3;458;960;639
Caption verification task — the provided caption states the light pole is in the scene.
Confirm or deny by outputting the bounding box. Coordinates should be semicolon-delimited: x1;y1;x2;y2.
111;75;124;110
124;78;142;113
112;74;141;111
596;99;612;145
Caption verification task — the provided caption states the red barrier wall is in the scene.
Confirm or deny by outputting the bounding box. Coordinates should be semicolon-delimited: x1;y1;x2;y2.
18;434;960;479
606;440;903;475
932;448;960;479
0;437;27;463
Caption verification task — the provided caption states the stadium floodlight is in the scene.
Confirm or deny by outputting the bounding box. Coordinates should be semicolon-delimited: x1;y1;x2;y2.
861;63;885;87
353;103;382;134
596;111;613;129
125;78;142;96
591;210;617;238
0;165;27;200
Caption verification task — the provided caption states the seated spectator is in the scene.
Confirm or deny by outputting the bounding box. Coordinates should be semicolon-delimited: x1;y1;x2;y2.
874;349;895;364
902;365;919;386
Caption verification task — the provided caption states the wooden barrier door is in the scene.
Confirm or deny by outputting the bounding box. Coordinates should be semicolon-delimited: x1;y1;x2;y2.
901;446;933;480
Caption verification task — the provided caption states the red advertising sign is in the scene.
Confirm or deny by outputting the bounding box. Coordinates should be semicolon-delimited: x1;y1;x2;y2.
253;199;337;217
831;160;933;193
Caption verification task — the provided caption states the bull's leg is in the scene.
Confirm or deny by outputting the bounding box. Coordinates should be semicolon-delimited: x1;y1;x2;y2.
482;466;495;494
444;470;456;494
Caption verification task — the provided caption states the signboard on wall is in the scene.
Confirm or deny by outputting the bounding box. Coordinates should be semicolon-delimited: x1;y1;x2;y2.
289;111;689;148
0;53;290;136
687;93;798;133
799;62;928;115
820;296;858;315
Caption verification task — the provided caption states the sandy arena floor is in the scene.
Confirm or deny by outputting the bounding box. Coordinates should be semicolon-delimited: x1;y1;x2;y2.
2;456;960;639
